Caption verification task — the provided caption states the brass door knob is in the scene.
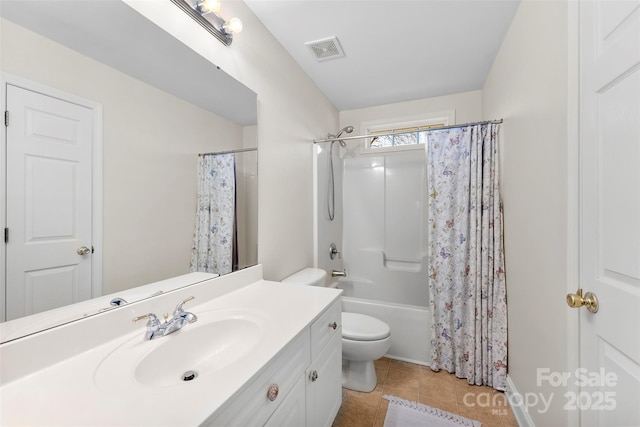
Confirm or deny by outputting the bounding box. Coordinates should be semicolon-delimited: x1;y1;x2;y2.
566;289;599;313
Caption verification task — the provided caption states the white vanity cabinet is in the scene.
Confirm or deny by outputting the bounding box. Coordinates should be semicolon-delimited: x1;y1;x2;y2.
306;299;342;427
204;330;311;427
206;298;342;427
0;272;344;427
264;377;306;426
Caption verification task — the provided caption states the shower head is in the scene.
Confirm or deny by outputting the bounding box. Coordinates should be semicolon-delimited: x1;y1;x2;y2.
335;126;354;138
334;125;353;148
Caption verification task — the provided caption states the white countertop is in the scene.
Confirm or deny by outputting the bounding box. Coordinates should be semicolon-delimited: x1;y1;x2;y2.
0;279;342;426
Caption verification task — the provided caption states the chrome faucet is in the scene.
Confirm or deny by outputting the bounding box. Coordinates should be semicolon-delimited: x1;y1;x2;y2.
132;296;198;340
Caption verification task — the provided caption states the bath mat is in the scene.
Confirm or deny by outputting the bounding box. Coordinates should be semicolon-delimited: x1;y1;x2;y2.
383;395;481;427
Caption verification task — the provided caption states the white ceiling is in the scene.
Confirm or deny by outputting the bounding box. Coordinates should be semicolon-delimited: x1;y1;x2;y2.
245;0;520;111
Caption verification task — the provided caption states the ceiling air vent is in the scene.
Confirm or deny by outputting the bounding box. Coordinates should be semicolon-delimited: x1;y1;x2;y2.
305;36;345;61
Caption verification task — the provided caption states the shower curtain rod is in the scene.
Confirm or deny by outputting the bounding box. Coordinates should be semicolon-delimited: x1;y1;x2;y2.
312;119;503;144
198;147;258;156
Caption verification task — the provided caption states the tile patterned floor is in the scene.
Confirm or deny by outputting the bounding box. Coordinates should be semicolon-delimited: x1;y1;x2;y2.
332;358;519;427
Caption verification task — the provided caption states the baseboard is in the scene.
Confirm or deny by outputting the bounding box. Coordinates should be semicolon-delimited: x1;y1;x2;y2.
506;375;536;427
383;354;430;367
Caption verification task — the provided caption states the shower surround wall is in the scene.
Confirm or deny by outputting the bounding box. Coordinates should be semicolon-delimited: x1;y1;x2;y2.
337;146;430;364
342;149;428;305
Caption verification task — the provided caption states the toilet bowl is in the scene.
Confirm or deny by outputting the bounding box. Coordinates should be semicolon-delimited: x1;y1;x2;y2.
281;268;392;393
341;312;391;392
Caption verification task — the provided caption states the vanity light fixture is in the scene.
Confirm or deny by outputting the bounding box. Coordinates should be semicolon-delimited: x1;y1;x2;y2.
197;0;221;13
170;0;243;46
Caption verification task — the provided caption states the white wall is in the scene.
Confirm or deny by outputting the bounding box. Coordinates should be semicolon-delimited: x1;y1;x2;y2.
339;90;482;134
482;1;571;425
1;19;244;294
125;1;339;281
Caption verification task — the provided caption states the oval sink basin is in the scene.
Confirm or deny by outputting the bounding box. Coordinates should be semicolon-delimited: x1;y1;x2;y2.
94;308;270;390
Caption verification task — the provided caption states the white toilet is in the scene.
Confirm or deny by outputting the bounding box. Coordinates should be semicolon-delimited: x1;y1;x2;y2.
282;268;391;392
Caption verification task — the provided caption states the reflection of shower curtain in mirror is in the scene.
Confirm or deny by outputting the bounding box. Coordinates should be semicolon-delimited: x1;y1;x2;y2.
190;153;237;275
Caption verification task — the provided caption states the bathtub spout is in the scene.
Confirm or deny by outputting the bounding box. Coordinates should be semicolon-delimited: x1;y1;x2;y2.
331;269;347;278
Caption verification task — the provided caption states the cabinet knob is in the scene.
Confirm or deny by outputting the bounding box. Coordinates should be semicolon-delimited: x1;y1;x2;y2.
329;322;338;330
310;370;318;382
267;383;279;401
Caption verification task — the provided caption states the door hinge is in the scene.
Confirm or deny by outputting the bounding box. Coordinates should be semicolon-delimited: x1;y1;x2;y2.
4;110;8;127
4;228;8;243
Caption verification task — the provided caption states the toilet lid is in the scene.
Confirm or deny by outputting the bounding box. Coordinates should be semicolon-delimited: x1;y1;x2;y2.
341;312;390;341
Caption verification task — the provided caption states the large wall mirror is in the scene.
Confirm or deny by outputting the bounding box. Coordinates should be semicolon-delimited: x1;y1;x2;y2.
0;0;258;342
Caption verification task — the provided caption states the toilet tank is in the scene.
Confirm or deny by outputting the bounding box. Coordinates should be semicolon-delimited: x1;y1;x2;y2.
281;268;327;287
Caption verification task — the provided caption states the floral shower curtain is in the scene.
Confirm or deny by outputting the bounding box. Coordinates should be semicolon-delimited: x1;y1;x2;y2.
190;153;236;275
426;123;507;391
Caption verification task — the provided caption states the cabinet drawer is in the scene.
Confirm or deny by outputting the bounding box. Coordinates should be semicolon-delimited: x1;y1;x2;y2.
205;329;311;426
310;299;341;359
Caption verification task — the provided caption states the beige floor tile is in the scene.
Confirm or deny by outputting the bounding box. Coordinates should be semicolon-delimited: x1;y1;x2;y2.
384;366;420;394
453;379;490;404
380;383;419;402
344;384;384;409
388;359;421;375
332;393;378;427
375;368;388;385
457;387;507;416
335;359;515;427
418;393;459;414
419;365;454;379
420;368;456;397
374;357;390;370
498;405;520;427
374;357;390;384
372;399;389;427
458;406;507;427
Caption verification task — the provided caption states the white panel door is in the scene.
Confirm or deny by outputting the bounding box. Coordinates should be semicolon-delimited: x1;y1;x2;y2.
578;1;640;425
5;84;94;320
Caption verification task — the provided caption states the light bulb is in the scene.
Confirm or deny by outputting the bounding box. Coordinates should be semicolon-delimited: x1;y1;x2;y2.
199;0;220;13
223;17;243;34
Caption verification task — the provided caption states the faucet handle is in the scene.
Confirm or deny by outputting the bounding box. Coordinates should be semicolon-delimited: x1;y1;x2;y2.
173;296;195;315
132;313;160;326
329;243;341;260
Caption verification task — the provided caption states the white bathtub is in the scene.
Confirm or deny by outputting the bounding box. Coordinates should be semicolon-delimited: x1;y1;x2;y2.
335;279;431;366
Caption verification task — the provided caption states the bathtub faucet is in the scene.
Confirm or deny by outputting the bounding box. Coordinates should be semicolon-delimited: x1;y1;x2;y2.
331;269;347;278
